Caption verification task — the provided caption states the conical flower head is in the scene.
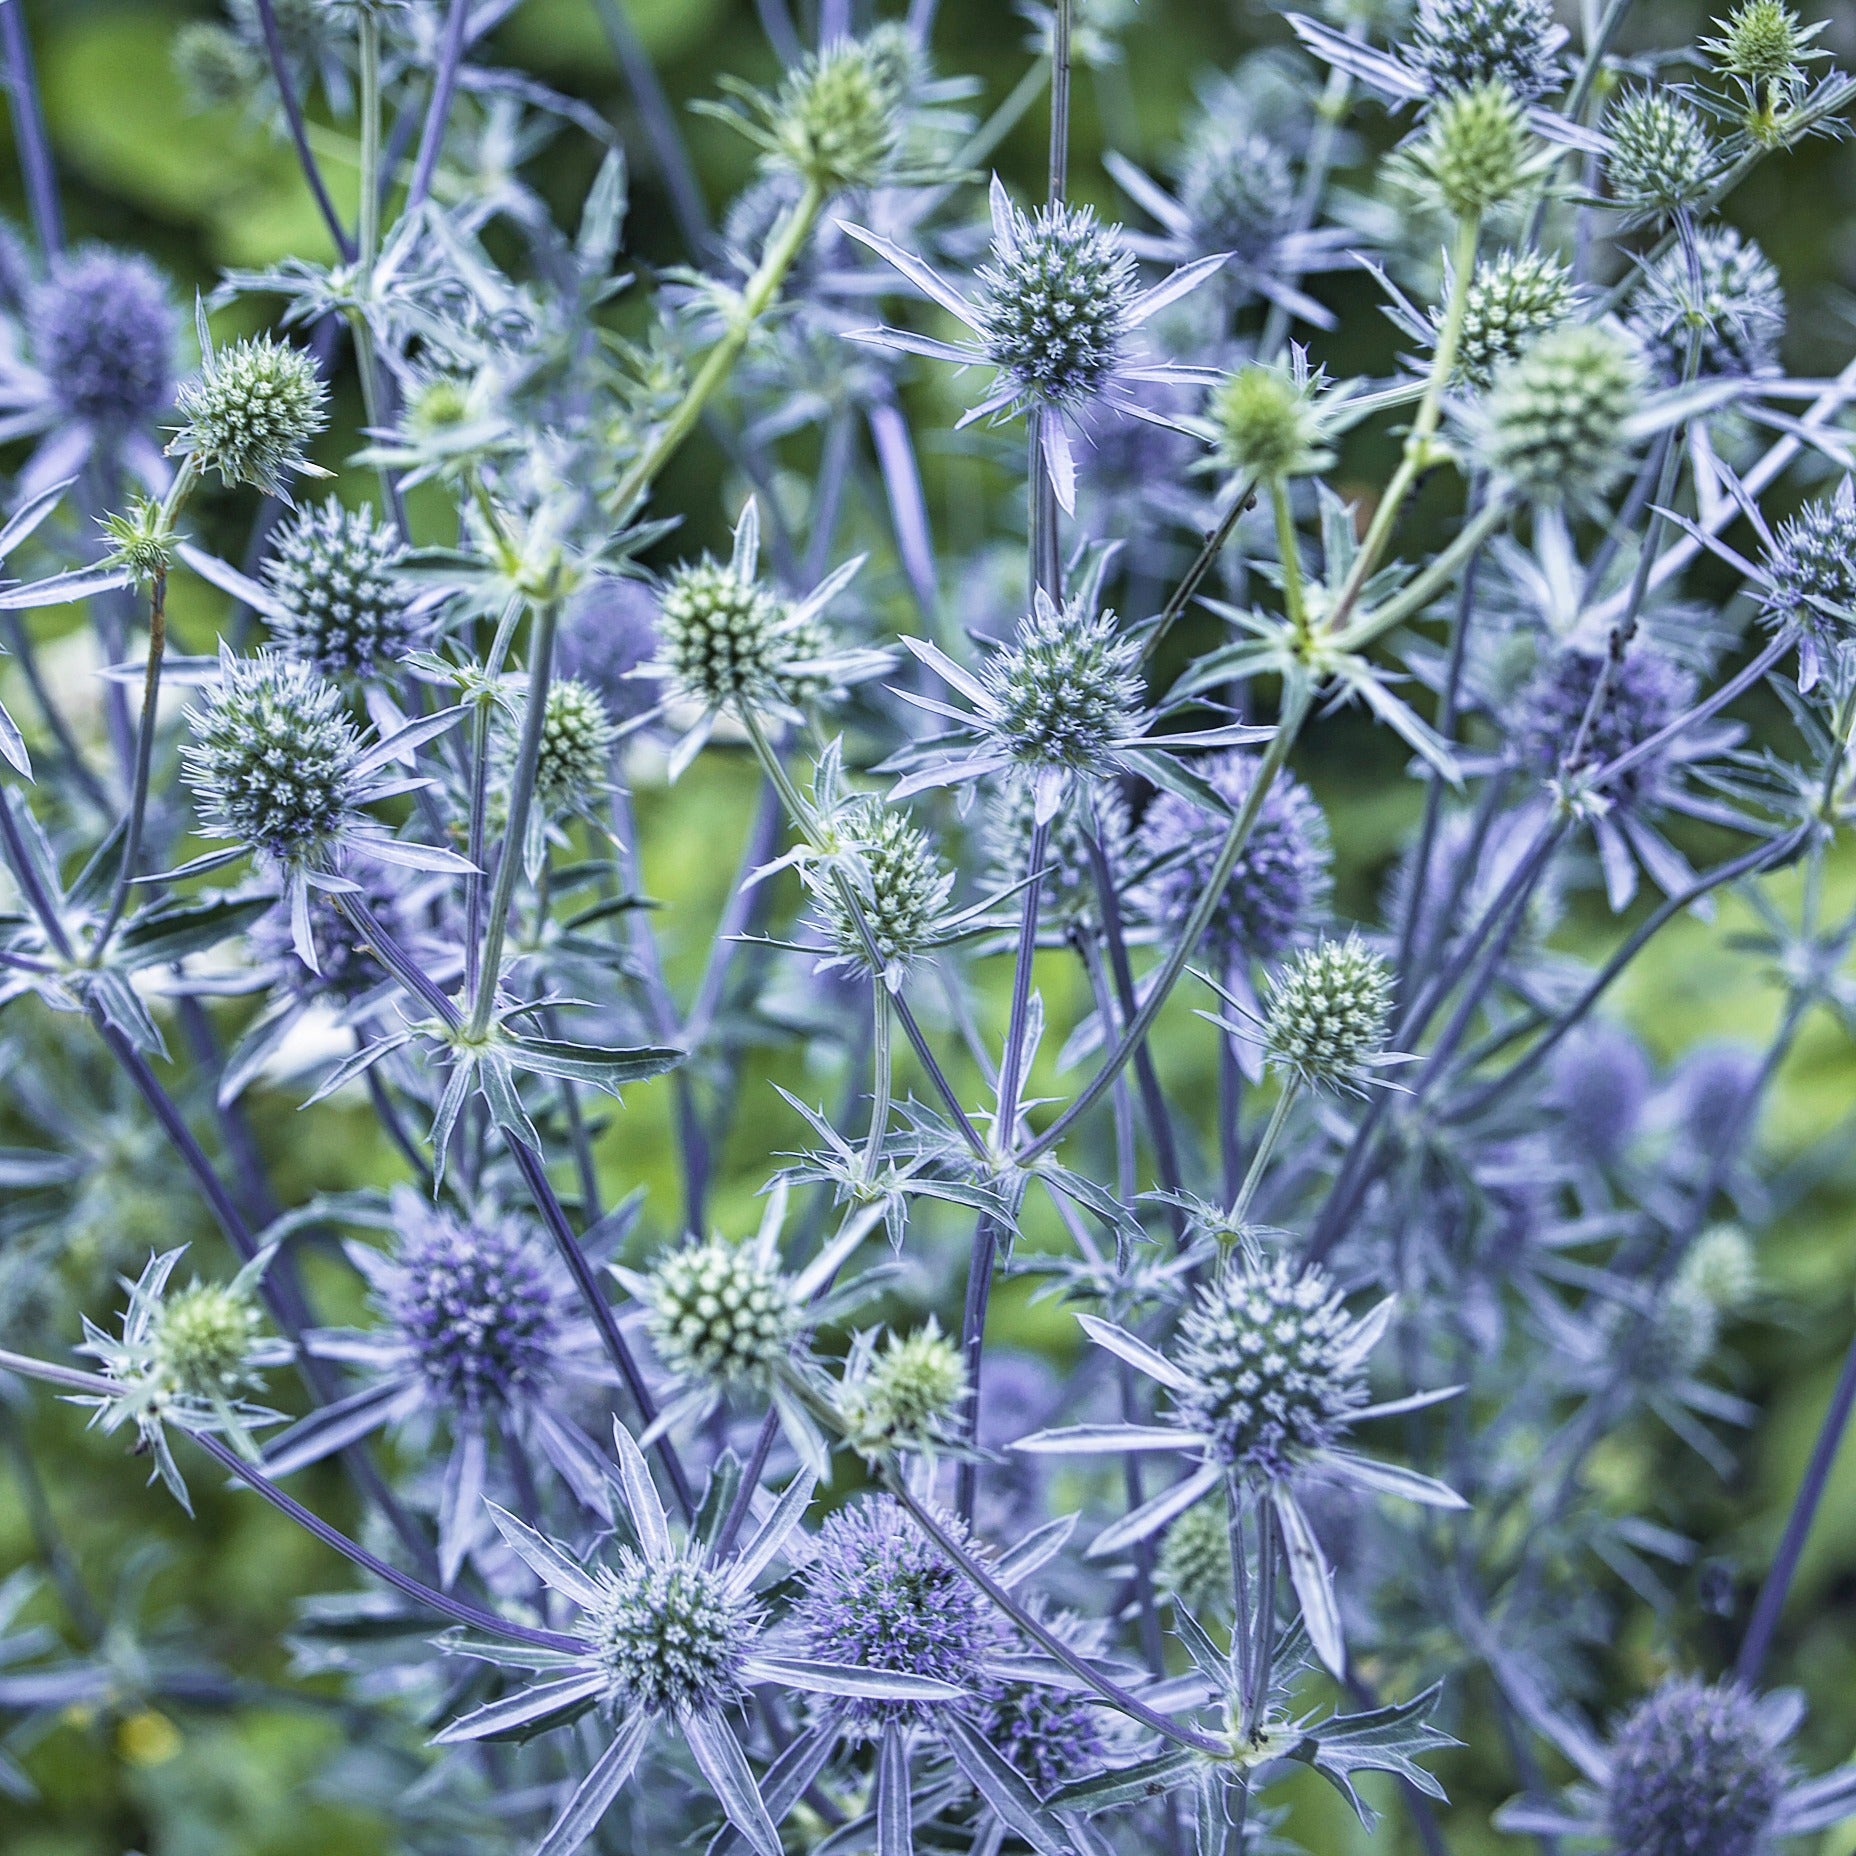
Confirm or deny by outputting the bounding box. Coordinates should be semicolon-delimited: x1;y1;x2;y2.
1177;121;1293;262
174;323;328;496
1454;249;1575;388
1515;641;1691;806
1408;0;1564;101
182;653;361;866
1604;1679;1789;1856
587;1551;758;1715
1480;322;1646;507
790;1496;1002;1735
388;1207;563;1415
1175;1256;1367;1480
811;796;951;981
981;591;1143;777
975;199;1139;408
1763;485;1856;646
1263;936;1395;1091
30;245;175;431
645;1238;802;1389
150;1281;265;1403
264;496;413;678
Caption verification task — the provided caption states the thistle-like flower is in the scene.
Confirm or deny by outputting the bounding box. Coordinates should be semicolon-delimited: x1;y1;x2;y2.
1499;1677;1856;1855
1476;321;1646;506
262;496;416;678
612;1185;884;1473
170;310;329;498
835;1319;969;1456
1406;0;1565;102
179;648;468;969
888;588;1259;821
1018;1256;1463;1673
0;243;177;495
1452;248;1576;387
650;500;883;773
843;176;1226;510
980;779;1130;928
755;35;903;192
807;793;956;987
1603;89;1721;222
1208;348;1345;481
1134;750;1333;967
264;1190;616;1580
439;1427;962;1856
1262;935;1397;1093
75;1247;289;1511
1761;480;1856;681
1628;227;1785;382
1400;80;1547;218
504;675;617;816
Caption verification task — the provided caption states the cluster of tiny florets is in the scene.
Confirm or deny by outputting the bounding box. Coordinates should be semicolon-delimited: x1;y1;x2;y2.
1603;1679;1789;1856
1175;1256;1367;1480
981;599;1142;775
1604;90;1719;219
768;36;901;191
1761;490;1856;645
837;1322;969;1455
1156;1501;1233;1612
1407;0;1562;102
150;1282;265;1403
1408;80;1534;217
522;677;618;812
1629;228;1785;381
183;654;361;866
1211;360;1330;480
587;1552;756;1715
1263;936;1395;1092
644;1239;801;1388
1480;322;1646;506
1136;753;1332;964
1516;642;1693;805
1176;121;1293;262
29;246;175;431
387;1212;562;1414
975;201;1139;407
791;1497;1001;1733
263;497;413;678
658;557;787;709
813;797;950;976
982;781;1129;923
1706;0;1823;92
971;1665;1109;1796
174;332;328;494
1454;249;1576;387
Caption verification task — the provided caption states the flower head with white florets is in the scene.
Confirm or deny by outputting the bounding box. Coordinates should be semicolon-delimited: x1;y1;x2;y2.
841;176;1228;511
438;1425;965;1856
1017;1254;1464;1674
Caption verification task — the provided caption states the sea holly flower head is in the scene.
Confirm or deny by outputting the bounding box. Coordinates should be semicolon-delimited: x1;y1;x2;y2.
30;245;177;436
1628;227;1786;382
178;646;469;970
170;306;330;499
1018;1257;1464;1673
834;1318;969;1457
1406;0;1566;103
888;587;1263;823
806;792;956;986
1760;478;1856;678
1208;347;1347;482
74;1246;289;1512
842;174;1228;510
440;1426;963;1856
1260;934;1398;1094
1603;89;1721;222
1452;248;1577;388
262;495;417;679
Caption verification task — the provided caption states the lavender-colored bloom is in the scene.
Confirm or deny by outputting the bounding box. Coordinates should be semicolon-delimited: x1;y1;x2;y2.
1514;641;1691;809
1628;227;1786;382
842;176;1226;511
1134;750;1332;964
262;496;416;678
557;572;663;720
791;1496;1005;1737
1548;1021;1653;1168
29;247;176;433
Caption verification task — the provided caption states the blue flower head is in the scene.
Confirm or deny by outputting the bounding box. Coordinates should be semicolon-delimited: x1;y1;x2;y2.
1515;642;1692;809
29;245;176;433
1135;750;1332;963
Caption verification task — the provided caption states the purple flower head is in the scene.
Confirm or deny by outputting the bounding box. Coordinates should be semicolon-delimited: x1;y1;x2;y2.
28;245;176;433
557;573;664;721
387;1204;564;1416
1515;642;1693;809
262;496;416;679
1668;1041;1762;1151
1604;1679;1790;1856
1761;486;1856;652
1629;227;1785;384
1135;750;1331;963
248;865;406;1004
790;1496;1004;1737
971;1642;1109;1797
1548;1021;1652;1167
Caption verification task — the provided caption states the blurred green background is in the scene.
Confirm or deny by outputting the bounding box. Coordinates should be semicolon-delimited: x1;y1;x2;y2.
3;0;1856;1850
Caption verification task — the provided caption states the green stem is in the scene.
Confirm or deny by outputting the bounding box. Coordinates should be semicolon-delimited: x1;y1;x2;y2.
860;986;893;1184
611;179;825;516
1229;1080;1298;1229
1337;491;1513;652
1326;213;1481;636
1269;478;1308;645
91;457;201;961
